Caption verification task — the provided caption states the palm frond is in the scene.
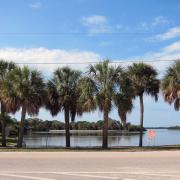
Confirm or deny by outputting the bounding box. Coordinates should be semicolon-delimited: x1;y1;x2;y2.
162;61;180;111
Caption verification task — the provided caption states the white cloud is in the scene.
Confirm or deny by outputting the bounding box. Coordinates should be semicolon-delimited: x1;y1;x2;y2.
0;41;179;79
81;15;169;35
0;47;101;77
146;41;180;59
153;27;180;41
108;41;180;78
140;16;169;31
29;2;42;9
81;15;107;25
127;42;180;76
81;15;112;34
152;16;169;27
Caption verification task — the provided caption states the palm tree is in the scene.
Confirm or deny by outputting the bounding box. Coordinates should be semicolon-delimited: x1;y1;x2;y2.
128;63;159;147
114;72;134;129
46;67;82;147
162;61;180;111
79;60;122;148
0;60;16;147
1;66;45;148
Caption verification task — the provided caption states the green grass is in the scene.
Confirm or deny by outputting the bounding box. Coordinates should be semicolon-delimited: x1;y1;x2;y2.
1;145;180;152
1;136;180;152
0;137;17;147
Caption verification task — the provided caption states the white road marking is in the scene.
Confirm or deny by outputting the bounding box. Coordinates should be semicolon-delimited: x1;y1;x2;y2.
0;171;167;174
54;172;119;179
0;171;180;179
0;173;54;180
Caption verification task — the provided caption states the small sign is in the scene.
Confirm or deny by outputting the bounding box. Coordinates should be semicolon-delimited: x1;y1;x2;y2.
148;129;156;139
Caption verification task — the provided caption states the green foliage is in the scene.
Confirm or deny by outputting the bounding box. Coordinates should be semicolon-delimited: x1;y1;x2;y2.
162;61;180;111
80;60;123;113
24;118;65;131
46;66;83;121
1;66;46;115
126;123;146;132
0;60;17;83
168;126;180;130
8;118;144;132
71;119;121;130
0;116;19;136
128;63;160;99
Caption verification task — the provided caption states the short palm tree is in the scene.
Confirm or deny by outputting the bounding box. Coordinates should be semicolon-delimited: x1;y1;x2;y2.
162;61;180;111
79;60;122;148
1;66;45;148
128;63;160;147
46;67;82;147
0;60;16;147
114;71;134;129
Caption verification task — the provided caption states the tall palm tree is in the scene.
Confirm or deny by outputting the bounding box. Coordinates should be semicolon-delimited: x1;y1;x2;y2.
162;61;180;111
128;63;159;147
0;60;16;147
1;66;45;148
46;67;82;147
114;72;134;129
79;60;122;148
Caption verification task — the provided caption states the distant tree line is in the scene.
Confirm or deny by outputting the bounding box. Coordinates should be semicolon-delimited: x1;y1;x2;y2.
0;59;179;148
0;117;145;137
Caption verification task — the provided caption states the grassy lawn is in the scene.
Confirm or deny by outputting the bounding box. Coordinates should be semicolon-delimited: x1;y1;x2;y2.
1;136;180;152
0;137;17;147
1;145;180;152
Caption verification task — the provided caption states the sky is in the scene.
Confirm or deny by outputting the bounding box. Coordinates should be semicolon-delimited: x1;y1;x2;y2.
0;0;179;126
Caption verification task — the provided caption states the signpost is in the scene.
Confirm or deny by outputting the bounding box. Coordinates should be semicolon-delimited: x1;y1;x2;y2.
147;129;156;146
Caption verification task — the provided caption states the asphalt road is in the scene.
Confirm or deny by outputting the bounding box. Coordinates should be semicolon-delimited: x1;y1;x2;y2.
0;151;180;180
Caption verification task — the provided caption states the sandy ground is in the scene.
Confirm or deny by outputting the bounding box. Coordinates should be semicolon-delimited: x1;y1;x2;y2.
0;151;180;179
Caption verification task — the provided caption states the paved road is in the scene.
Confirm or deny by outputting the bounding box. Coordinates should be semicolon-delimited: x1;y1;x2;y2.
0;151;180;180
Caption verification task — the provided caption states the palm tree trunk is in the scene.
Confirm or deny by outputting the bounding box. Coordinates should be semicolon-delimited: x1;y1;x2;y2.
119;111;127;130
102;109;108;149
0;119;6;147
17;105;26;148
122;118;127;130
0;104;6;147
64;106;70;148
139;94;144;147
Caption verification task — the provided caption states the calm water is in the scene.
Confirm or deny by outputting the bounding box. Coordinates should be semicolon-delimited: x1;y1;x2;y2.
24;129;180;148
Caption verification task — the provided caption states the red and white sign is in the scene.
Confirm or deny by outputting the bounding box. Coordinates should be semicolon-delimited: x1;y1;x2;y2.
148;130;156;139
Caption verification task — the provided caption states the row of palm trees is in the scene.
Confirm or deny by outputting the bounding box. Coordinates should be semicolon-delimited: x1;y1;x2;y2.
0;59;179;148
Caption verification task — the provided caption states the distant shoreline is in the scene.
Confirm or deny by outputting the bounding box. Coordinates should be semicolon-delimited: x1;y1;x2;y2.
146;126;180;130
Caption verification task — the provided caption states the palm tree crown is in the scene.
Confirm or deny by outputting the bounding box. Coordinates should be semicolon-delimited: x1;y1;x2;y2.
128;63;159;99
162;61;180;111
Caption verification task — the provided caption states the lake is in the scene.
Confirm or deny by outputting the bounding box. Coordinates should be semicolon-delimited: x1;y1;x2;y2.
24;129;180;148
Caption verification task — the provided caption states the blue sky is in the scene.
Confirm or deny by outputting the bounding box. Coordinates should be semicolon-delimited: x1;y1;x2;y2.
0;0;179;126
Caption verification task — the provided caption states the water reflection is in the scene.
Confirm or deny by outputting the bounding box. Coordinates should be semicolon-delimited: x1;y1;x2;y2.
24;129;180;148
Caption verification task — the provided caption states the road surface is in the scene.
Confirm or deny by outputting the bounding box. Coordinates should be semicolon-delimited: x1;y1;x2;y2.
0;151;180;179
